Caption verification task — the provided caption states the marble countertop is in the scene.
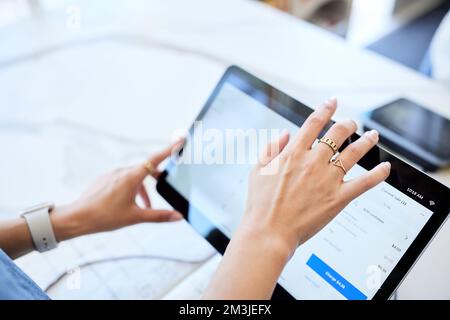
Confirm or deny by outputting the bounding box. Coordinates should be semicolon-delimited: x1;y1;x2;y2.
1;0;449;299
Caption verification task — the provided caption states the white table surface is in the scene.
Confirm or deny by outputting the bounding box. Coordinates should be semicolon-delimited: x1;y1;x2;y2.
1;0;449;299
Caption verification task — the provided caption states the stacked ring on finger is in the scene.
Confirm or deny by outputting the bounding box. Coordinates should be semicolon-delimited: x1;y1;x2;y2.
331;158;347;174
319;137;338;155
332;129;379;175
316;121;379;178
316;120;357;159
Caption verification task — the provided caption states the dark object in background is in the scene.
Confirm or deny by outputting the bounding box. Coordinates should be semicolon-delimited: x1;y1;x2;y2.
363;98;450;171
367;1;450;73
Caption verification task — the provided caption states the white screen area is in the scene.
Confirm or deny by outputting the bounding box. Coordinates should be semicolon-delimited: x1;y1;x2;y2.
166;83;433;300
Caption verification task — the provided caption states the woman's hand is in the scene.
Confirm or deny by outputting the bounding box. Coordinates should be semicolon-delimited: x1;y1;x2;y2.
51;141;183;241
204;98;390;299
1;141;183;259
241;98;390;254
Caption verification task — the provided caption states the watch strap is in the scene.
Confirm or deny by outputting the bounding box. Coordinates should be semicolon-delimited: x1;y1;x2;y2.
22;207;58;252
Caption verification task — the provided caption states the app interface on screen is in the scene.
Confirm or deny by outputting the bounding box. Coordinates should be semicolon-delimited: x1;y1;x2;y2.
167;83;433;300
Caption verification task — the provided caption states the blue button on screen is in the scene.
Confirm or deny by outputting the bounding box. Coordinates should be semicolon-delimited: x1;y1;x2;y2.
306;254;367;300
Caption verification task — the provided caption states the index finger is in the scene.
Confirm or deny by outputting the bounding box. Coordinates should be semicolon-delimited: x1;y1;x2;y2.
149;138;185;167
288;98;337;153
132;138;185;181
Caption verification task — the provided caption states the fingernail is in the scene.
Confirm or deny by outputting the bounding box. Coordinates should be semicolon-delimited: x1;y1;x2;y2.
323;97;337;110
383;161;391;170
170;213;183;221
328;97;337;103
280;129;289;136
346;119;358;130
366;129;379;139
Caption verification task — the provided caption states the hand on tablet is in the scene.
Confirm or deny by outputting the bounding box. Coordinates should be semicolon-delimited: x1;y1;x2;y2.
241;97;391;254
49;142;183;242
205;98;390;299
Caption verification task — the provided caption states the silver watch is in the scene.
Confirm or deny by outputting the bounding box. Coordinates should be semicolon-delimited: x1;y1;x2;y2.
20;202;58;252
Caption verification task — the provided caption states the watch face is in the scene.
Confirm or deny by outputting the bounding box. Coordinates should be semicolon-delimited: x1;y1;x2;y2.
19;202;54;215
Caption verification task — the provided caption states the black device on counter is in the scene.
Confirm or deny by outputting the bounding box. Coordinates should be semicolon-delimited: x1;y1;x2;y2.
363;98;450;171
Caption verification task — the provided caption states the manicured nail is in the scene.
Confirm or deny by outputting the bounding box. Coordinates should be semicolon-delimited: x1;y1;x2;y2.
383;161;391;170
323;97;337;111
170;213;183;221
366;129;379;139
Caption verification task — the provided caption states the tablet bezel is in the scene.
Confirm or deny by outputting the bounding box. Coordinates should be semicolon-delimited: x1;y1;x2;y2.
156;65;450;300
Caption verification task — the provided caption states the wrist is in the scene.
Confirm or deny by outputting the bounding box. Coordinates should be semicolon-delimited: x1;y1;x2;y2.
206;223;292;299
234;221;293;263
50;204;88;241
238;210;301;258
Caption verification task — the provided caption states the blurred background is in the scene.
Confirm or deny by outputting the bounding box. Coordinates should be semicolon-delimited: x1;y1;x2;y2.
2;0;450;76
0;0;449;300
264;0;450;77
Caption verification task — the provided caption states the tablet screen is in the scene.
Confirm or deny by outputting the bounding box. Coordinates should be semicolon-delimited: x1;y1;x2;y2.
162;68;445;300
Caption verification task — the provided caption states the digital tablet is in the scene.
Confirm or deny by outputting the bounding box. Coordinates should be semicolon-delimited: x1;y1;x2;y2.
156;66;450;300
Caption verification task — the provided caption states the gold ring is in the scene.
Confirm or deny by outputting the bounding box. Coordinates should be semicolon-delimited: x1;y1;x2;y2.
331;158;347;174
319;136;338;154
144;160;155;176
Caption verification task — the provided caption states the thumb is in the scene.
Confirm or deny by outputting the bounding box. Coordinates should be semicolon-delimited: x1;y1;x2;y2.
137;208;183;223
